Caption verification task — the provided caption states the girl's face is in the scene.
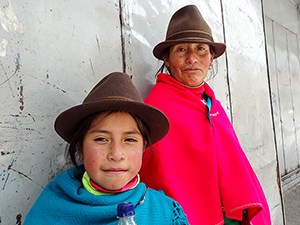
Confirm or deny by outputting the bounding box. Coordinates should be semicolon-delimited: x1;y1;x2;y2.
83;111;144;190
164;43;214;86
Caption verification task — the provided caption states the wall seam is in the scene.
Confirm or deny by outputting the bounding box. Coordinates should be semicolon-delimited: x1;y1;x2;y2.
118;0;126;73
219;0;233;123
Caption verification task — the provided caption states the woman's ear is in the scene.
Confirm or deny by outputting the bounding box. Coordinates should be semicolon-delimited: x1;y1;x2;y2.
163;57;170;67
210;52;215;62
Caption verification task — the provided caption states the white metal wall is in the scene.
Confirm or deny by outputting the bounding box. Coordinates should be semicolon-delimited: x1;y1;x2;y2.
0;0;283;224
264;0;300;191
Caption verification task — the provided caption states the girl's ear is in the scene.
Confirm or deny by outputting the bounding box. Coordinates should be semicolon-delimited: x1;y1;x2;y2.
76;143;84;160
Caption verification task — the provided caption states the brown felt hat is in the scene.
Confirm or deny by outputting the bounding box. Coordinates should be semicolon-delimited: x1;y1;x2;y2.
153;4;226;60
54;72;169;144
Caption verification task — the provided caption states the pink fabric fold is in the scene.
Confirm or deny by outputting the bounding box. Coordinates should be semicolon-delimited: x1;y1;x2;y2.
140;73;271;225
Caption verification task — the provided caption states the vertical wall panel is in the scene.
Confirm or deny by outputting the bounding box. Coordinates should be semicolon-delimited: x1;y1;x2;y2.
273;23;298;173
287;31;300;169
222;0;283;223
264;0;300;190
0;0;122;224
265;18;286;177
264;0;300;221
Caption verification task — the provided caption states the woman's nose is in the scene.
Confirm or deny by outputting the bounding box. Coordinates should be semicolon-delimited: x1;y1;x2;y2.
186;51;198;64
107;142;125;161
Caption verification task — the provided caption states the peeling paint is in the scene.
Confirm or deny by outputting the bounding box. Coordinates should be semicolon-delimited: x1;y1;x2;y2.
0;0;25;33
0;38;8;57
1;151;15;156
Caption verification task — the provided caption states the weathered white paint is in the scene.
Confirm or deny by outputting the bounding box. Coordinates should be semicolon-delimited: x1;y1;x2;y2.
0;0;287;224
0;38;8;57
0;0;122;224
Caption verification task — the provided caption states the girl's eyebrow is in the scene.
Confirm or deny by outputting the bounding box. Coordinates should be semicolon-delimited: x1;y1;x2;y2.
89;129;141;135
89;129;110;134
124;130;142;135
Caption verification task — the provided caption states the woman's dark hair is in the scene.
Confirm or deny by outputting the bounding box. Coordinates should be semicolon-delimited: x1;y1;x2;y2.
155;46;171;76
66;111;152;167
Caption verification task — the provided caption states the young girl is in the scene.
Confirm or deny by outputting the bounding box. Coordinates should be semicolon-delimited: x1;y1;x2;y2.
23;72;189;225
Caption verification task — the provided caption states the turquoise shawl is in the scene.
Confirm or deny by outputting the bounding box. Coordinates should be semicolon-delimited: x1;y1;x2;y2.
24;166;189;225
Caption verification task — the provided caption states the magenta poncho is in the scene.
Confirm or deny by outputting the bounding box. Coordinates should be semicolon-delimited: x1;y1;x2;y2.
140;73;271;225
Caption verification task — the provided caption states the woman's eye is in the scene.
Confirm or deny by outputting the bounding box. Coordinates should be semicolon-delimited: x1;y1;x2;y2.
177;47;186;52
197;46;205;51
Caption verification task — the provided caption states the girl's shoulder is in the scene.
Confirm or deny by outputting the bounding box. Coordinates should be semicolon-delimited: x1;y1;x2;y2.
140;186;189;224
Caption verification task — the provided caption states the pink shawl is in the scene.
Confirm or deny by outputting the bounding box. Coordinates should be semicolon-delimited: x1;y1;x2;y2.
140;73;271;225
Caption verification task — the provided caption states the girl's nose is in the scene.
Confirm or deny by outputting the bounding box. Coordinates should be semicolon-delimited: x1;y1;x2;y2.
107;142;125;161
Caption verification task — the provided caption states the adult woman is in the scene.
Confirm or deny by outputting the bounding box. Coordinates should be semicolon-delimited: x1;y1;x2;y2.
139;5;271;225
24;72;189;225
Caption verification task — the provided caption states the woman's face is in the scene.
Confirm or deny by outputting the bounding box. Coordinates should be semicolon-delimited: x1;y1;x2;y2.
83;111;144;190
164;43;215;86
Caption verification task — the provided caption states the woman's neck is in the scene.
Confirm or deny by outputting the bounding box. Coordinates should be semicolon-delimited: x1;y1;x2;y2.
180;81;204;89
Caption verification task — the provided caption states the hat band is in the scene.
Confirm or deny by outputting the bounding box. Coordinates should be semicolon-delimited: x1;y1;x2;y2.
167;30;214;43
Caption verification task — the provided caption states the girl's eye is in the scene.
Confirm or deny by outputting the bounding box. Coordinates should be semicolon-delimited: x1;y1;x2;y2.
125;138;138;143
94;137;108;142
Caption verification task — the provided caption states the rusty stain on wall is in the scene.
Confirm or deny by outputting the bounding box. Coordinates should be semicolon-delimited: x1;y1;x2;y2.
14;53;21;74
18;81;24;111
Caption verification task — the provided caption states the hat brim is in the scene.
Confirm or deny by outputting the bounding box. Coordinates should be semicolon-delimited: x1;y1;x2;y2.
54;97;169;145
153;39;226;60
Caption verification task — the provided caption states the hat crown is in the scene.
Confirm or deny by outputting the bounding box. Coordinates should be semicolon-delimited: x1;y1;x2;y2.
153;5;226;59
83;72;143;103
166;5;213;42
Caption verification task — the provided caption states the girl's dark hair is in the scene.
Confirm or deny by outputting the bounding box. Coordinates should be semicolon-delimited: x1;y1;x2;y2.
66;111;152;167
